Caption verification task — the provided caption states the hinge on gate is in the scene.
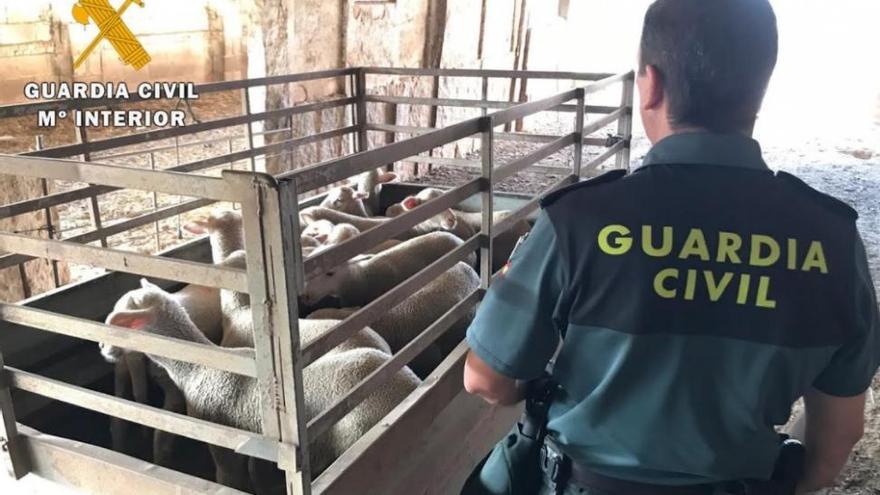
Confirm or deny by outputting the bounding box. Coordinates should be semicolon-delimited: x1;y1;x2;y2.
605;134;626;147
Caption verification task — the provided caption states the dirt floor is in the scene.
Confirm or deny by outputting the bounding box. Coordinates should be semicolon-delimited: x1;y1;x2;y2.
1;93;878;492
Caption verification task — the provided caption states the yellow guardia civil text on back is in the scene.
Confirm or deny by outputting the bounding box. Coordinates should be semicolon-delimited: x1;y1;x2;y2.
597;225;830;309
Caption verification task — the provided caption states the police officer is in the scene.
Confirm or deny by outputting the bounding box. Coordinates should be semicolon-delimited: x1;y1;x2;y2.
463;0;880;494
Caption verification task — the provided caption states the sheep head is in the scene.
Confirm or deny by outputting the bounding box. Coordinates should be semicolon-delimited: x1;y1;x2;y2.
301;256;371;307
302;219;335;243
320;186;369;216
106;279;207;346
184;209;242;236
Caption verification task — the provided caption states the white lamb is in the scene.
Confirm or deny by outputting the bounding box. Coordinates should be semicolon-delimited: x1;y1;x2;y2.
307;261;480;378
217;251;390;355
106;287;419;487
353;168;398;215
100;279;222;473
184;209;244;265
320;186;370;217
299;206;458;242
303;232;474;307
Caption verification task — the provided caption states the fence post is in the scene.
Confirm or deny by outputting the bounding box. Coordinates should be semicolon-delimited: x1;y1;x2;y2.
573;87;586;179
355;68;369;154
0;353;28;480
480;116;495;289
616;74;635;170
223;170;310;495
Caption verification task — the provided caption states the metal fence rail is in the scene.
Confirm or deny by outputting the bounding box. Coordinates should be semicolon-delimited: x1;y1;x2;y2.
0;67;635;495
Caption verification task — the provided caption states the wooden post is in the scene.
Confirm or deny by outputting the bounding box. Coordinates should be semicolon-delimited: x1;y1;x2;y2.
355;69;369;154
0;353;28;480
616;75;635;170
76;126;107;247
573;88;586;178
223;171;310;495
480;117;494;289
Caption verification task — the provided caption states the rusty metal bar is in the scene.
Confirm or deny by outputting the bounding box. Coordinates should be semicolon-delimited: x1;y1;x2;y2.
301;235;480;366
286;117;484;192
306;289;481;439
493;133;576;184
0;304;257;376
302;178;482;278
363;67;615;80
7;368;274;458
0;233;248;292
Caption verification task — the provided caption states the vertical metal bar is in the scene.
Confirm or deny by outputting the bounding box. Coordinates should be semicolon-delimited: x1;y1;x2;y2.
481;76;489;117
355;68;369;154
345;75;357;156
573;88;586;178
243;88;257;173
34;136;61;288
148;153;161;252
76;126;107;247
480;117;495;289
385;102;398;172
616;74;635;170
16;265;31;300
223;171;310;495
0;353;29;480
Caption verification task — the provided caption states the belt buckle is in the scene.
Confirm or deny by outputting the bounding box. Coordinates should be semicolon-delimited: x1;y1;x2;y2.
540;443;568;486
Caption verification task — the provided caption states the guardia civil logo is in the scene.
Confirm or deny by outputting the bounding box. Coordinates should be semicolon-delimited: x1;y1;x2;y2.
71;0;152;71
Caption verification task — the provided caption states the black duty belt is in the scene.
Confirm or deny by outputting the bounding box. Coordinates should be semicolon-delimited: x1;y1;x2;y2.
541;439;715;495
540;437;803;495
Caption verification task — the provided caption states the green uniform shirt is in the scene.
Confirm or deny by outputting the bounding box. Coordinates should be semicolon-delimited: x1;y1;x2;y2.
466;132;880;485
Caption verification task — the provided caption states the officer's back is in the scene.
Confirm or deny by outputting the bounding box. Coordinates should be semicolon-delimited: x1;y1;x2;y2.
463;1;880;494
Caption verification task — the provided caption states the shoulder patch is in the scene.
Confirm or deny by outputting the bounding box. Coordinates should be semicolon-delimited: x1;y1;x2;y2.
540;169;627;208
776;171;858;220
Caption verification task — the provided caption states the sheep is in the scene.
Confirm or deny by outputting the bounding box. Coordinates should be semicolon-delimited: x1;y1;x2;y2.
301;219;335;243
385;192;531;272
302;231;475;307
299;206;460;242
184;209;243;264
353;168;398;215
307;261;480;378
319;186;370;217
308;223;402;257
216;251;390;355
100;279;220;475
385;187;445;218
106;287;419;486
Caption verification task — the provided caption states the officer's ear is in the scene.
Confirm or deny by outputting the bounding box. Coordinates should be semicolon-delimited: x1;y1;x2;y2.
637;64;664;111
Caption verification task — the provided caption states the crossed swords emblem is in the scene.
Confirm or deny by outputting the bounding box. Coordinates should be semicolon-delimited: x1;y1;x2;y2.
72;0;152;71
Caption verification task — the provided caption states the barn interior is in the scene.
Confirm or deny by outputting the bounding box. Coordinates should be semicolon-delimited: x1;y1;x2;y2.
0;1;877;494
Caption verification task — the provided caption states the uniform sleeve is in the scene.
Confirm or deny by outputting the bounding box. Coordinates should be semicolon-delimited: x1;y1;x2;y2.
466;210;568;380
813;233;880;397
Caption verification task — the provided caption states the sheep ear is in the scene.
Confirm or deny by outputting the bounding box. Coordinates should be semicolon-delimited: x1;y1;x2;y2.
440;210;458;230
377;172;398;184
353;191;370;200
183;218;208;235
403;196;418;210
140;278;160;290
108;309;154;330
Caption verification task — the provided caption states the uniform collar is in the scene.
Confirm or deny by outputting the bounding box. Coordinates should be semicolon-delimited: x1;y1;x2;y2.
640;132;769;171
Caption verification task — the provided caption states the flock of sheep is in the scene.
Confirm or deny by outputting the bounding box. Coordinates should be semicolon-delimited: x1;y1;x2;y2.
96;168;532;493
